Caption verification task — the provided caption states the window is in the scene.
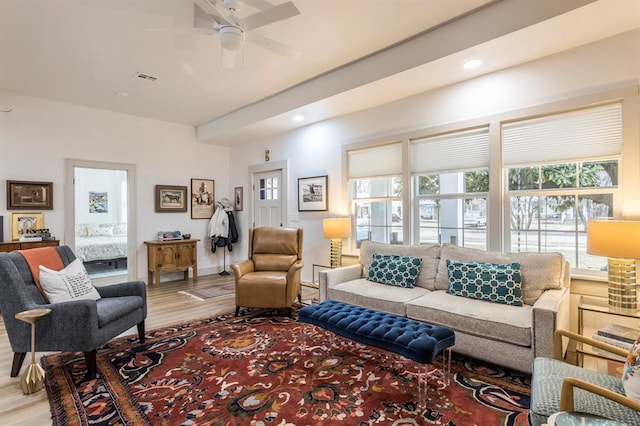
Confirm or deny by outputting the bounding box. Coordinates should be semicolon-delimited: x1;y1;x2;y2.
347;143;402;249
503;103;622;270
411;127;490;249
259;176;278;200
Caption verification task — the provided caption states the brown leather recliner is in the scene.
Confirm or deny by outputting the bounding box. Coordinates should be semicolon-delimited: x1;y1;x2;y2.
231;227;303;316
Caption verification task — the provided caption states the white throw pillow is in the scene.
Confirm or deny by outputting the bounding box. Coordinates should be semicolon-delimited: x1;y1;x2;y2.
39;258;101;303
88;225;113;237
623;335;640;401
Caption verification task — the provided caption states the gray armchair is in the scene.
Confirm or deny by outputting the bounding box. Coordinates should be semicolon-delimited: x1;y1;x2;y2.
530;329;640;425
0;246;146;380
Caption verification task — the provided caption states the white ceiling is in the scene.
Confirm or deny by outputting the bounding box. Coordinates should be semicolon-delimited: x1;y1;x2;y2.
1;0;639;145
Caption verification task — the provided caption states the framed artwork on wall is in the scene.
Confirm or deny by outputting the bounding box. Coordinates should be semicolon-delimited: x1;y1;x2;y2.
10;212;44;240
190;178;215;219
234;186;243;211
6;180;53;210
298;175;328;211
155;185;188;213
89;191;108;213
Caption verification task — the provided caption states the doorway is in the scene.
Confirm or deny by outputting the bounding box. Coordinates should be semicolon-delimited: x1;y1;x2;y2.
250;160;288;228
65;160;137;284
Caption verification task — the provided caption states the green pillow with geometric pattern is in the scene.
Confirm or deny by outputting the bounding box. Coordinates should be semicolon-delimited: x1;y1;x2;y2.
446;260;523;306
367;253;422;288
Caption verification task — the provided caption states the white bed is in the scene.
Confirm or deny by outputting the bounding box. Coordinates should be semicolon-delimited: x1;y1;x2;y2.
75;223;127;264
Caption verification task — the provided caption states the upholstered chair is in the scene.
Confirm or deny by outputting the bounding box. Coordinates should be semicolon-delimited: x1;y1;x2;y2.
530;329;640;425
0;246;146;380
231;227;303;316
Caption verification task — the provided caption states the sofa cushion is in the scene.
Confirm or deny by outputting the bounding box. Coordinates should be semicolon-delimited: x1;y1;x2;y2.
368;253;422;288
436;244;565;305
405;290;532;347
360;242;440;290
446;260;523;306
328;278;430;317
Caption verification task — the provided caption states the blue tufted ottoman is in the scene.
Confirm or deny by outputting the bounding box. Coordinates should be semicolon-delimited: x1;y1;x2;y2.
298;300;455;405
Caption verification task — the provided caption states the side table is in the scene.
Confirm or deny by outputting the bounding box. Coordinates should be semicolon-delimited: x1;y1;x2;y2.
310;263;332;289
577;295;640;366
15;308;51;394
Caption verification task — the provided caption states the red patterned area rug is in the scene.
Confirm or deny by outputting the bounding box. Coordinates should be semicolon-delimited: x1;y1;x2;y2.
43;309;531;425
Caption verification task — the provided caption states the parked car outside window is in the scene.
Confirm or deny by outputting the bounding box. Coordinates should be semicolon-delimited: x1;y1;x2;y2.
464;211;486;227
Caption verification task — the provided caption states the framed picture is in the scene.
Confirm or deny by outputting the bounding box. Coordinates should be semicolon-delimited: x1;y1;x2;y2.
89;191;108;213
10;212;44;241
298;175;328;211
190;178;215;219
234;186;243;211
6;180;53;210
155;185;188;213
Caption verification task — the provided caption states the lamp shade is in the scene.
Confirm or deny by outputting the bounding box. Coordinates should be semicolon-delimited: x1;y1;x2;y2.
323;218;351;239
587;220;640;259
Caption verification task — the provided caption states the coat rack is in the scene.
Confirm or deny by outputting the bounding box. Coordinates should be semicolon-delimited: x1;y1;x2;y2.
220;245;230;276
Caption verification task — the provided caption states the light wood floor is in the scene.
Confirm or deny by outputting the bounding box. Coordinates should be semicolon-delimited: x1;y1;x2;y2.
0;275;318;426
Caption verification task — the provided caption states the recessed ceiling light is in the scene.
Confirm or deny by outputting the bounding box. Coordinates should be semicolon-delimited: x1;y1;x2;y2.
293;114;305;122
463;59;482;69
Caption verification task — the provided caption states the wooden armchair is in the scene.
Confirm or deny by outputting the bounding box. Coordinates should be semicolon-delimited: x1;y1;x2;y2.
231;227;303;317
530;329;640;425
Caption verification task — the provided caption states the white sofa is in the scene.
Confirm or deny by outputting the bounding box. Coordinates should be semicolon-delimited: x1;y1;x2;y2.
319;242;570;373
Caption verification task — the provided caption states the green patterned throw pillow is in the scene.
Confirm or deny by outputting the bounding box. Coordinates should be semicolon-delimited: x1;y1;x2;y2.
446;260;523;306
367;253;422;288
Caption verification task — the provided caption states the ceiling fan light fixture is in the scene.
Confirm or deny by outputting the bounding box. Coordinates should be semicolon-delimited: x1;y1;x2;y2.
219;25;244;52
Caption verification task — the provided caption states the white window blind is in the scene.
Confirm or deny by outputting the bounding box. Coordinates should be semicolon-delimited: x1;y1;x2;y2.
410;127;489;174
347;142;402;179
503;102;622;167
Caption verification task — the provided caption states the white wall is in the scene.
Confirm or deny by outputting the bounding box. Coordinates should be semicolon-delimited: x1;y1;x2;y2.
0;92;230;279
229;29;640;282
75;168;126;224
1;30;638;284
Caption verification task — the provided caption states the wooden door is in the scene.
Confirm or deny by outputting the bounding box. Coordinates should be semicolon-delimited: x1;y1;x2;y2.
253;169;283;228
157;245;178;270
176;243;194;268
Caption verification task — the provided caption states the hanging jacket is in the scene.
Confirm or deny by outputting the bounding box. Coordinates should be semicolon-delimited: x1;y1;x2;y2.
207;203;228;241
208;199;238;252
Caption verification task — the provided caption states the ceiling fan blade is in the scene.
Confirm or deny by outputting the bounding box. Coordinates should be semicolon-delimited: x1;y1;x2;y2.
238;1;300;31
194;0;231;26
245;32;300;58
194;2;216;27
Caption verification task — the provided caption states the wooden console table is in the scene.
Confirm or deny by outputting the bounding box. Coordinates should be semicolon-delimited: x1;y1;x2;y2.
0;240;60;253
144;239;199;285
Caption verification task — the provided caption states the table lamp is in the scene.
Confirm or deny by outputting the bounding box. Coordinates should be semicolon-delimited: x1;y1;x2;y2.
587;219;640;309
323;218;351;268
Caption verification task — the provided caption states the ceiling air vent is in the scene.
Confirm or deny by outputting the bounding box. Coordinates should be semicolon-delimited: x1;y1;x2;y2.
135;72;158;82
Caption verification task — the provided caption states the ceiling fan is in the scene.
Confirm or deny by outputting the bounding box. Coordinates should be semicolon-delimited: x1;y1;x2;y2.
192;0;301;68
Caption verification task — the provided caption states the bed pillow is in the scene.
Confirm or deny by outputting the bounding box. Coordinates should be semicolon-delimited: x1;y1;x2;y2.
75;225;89;237
39;258;101;303
87;225;113;237
446;259;523;306
367;253;422;288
